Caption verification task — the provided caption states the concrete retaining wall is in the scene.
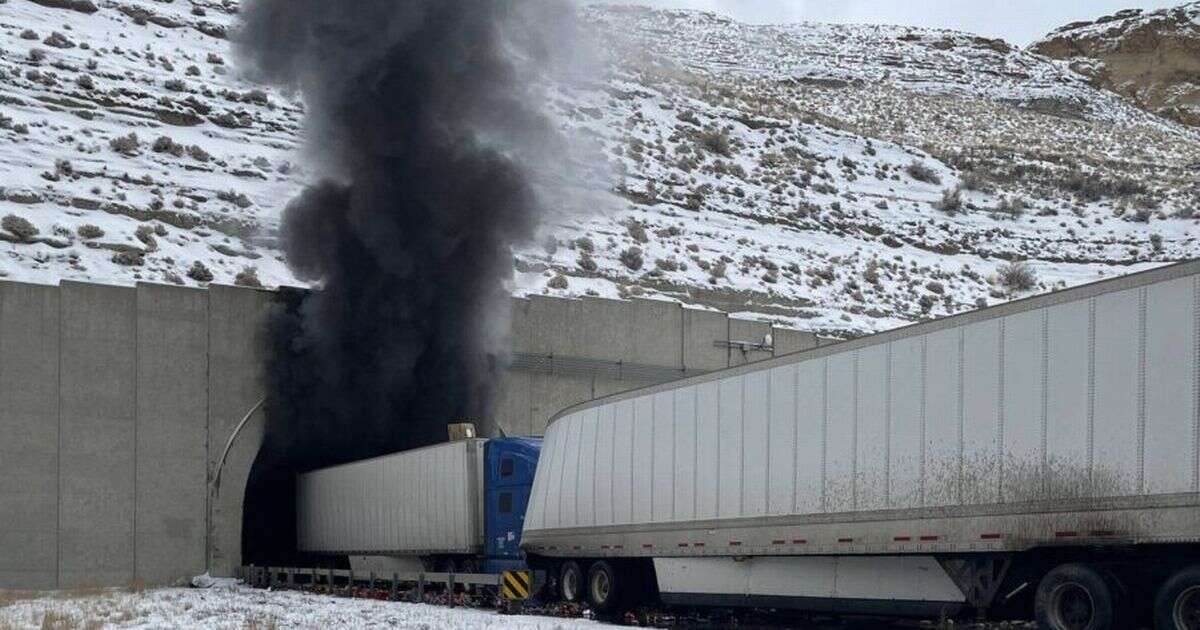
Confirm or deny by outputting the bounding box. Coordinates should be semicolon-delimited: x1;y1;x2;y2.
497;295;820;436
0;281;273;590
0;282;60;590
0;280;815;589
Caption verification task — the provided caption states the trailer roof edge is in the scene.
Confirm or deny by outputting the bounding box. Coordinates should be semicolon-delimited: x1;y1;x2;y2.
544;258;1200;429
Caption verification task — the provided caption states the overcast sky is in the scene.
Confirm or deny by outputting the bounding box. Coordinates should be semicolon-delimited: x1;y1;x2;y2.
589;1;1181;45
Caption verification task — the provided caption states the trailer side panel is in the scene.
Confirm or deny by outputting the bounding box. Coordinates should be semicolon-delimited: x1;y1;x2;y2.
523;262;1200;555
298;439;485;555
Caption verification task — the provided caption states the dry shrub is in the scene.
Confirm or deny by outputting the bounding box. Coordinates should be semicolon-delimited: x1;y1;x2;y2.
935;187;962;214
993;197;1025;219
76;224;104;239
152;136;184;157
2;214;39;240
998;261;1037;292
134;224;157;249
234;267;262;288
626;221;648;244
244;616;279;630
39;611;78;630
696;127;732;156
619;246;644;271
187;261;214;282
108;133;139;155
906;160;941;185
187;145;211;163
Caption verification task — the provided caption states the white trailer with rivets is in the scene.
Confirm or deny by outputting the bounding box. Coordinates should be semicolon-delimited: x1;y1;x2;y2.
522;260;1200;627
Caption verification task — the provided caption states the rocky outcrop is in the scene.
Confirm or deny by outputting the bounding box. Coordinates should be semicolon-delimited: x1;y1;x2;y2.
1031;3;1200;127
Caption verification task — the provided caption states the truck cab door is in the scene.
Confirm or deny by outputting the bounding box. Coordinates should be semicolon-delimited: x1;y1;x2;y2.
484;439;541;572
487;482;530;558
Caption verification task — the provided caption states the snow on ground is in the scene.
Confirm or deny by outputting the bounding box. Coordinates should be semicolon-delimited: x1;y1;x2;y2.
0;586;611;629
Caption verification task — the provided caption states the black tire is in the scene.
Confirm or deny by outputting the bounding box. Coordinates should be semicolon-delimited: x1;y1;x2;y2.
1154;565;1200;630
586;560;623;614
1035;563;1116;630
559;561;584;602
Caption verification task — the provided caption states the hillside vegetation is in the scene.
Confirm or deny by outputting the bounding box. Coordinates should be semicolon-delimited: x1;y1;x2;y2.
0;1;1197;335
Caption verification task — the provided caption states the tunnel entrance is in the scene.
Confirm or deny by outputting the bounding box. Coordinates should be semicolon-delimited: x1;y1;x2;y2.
240;287;468;568
241;287;320;569
242;447;310;568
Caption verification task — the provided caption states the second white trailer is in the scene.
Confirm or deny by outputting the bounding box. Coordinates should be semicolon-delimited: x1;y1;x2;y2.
522;260;1200;625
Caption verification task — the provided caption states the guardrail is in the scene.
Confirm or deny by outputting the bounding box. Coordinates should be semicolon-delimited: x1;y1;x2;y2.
237;565;502;607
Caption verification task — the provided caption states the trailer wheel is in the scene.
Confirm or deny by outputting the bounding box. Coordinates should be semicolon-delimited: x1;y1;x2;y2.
1035;564;1115;630
559;561;584;602
1154;566;1200;630
586;560;623;614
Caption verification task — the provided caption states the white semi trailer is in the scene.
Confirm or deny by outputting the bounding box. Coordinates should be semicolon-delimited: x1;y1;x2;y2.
297;439;486;572
522;260;1200;628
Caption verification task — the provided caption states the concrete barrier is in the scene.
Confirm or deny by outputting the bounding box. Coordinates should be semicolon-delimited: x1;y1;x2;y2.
205;284;272;580
0;279;811;589
0;282;60;589
58;282;137;588
135;283;209;585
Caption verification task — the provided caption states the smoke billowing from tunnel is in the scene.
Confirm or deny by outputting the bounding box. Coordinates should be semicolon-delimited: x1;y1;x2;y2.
237;0;576;563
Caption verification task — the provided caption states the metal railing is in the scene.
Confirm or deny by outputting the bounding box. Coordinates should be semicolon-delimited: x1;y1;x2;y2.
238;565;501;607
510;352;709;383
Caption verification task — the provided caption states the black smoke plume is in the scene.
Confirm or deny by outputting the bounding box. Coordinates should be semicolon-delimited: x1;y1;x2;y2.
235;0;573;564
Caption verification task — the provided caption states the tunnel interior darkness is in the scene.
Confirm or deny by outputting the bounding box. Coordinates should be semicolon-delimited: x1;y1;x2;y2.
242;442;315;569
239;288;436;568
242;288;326;568
241;288;484;567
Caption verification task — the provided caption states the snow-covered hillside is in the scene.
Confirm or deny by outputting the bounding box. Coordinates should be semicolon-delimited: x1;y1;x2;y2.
1;1;1197;336
522;5;1200;333
0;0;303;288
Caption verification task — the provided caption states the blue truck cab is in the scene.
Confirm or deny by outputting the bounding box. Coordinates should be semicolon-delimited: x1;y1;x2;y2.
483;437;542;574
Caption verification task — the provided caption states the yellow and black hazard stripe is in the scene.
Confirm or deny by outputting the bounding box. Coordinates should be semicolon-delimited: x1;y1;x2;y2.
500;570;532;600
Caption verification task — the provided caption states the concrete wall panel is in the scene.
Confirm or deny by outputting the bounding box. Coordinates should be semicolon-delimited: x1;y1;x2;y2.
494;370;533;437
58;282;136;588
682;308;727;371
206;285;271;578
528;296;586;356
529;373;592;434
509;298;532;354
498;299;533;435
627;299;682;367
0;282;60;589
773;327;819;356
578;297;635;362
135;283;209;584
729;319;772;366
592;375;635;399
